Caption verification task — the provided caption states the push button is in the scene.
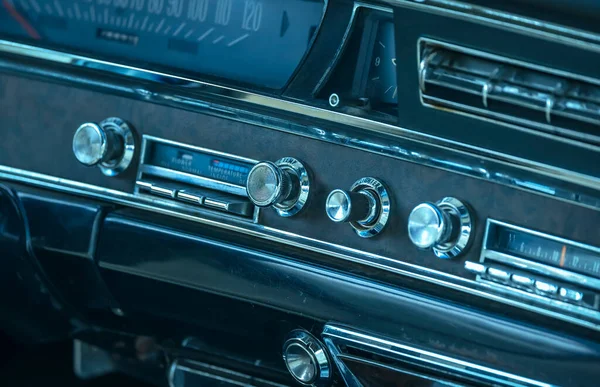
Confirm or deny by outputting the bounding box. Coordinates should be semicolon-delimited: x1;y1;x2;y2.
534;281;559;294
150;185;177;198
487;267;511;281
176;191;204;205
559;287;584;302
511;274;535;287
136;181;153;192
204;196;254;217
136;181;177;198
464;261;486;275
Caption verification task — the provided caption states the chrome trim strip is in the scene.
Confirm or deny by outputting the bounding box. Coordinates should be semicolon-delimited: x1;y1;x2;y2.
322;338;362;387
140;165;248;198
2;165;600;331
421;95;600;147
322;324;555;387
387;0;600;52
417;38;600;145
0;40;599;210
420;38;600;86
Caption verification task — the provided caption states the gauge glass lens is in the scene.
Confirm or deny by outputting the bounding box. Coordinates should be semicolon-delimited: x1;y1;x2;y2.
0;0;325;89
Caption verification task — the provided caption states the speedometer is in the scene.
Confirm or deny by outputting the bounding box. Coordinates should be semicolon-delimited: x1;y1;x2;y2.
0;0;325;89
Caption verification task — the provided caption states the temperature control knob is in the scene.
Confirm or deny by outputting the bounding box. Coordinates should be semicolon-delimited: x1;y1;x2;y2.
72;117;135;176
246;157;310;217
408;197;473;259
326;189;377;224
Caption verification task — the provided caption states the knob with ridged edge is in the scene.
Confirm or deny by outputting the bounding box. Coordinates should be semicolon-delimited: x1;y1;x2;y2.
72;117;135;176
246;157;310;217
408;197;473;259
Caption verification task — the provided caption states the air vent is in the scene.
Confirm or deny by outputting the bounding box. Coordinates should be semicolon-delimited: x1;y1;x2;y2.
418;39;600;145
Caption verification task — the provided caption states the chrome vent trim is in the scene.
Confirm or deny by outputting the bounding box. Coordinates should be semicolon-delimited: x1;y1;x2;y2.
419;38;600;145
322;324;556;387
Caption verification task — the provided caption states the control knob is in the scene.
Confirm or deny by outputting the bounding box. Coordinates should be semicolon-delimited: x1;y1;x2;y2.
246;157;310;217
407;197;473;258
325;177;391;238
72;117;135;176
283;330;331;387
326;189;377;224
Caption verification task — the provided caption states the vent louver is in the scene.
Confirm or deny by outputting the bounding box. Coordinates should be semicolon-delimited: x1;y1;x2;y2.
419;39;600;145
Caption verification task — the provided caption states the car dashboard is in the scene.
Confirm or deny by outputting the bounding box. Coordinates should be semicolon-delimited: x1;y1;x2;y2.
0;1;600;386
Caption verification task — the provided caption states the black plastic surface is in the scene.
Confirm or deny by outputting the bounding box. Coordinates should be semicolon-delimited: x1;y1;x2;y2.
0;185;74;343
14;186;120;315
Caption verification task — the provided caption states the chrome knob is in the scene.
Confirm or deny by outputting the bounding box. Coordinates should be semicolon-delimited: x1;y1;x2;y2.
247;161;297;207
72;117;135;176
325;177;391;238
246;157;311;217
408;203;453;249
326;189;377;223
408;197;473;259
283;330;331;387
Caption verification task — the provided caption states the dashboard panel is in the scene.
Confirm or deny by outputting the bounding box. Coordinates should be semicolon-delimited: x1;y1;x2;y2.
1;1;600;386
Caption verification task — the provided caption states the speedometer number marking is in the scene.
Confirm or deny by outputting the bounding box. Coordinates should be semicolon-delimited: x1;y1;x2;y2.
214;0;232;26
187;0;208;21
166;0;184;17
241;0;262;32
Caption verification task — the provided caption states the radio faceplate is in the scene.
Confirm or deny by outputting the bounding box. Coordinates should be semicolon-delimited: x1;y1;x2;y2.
135;136;259;221
467;219;600;326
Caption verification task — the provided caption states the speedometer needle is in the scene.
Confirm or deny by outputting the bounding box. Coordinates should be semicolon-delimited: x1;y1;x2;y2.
2;0;40;39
